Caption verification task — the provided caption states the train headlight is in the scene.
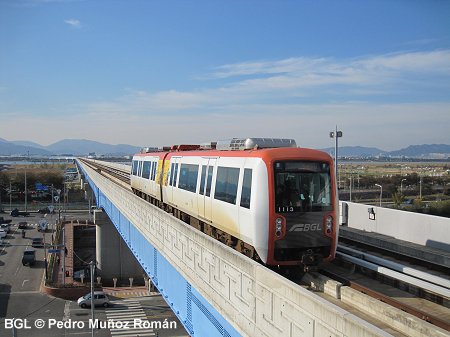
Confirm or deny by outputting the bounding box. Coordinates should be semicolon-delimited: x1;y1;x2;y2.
325;215;333;234
275;218;283;237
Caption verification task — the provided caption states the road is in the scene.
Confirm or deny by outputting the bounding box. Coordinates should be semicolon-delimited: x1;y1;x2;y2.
0;214;67;336
0;211;188;337
0;222;47;294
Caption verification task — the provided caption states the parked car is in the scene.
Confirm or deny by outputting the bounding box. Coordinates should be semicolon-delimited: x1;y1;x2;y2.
0;223;11;233
0;229;7;239
31;237;44;248
22;250;36;266
77;291;110;308
0;217;12;224
10;208;30;217
18;221;28;229
38;207;55;214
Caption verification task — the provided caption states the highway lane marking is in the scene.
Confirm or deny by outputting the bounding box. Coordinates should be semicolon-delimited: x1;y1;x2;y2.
63;300;71;321
0;236;11;252
22;279;29;287
106;300;155;337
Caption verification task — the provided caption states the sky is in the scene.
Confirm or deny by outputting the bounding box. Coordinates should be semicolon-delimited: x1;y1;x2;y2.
0;0;449;151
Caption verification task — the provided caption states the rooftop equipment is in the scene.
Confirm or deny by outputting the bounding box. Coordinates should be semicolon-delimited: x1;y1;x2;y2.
140;147;159;153
216;138;297;151
199;142;217;150
172;144;202;151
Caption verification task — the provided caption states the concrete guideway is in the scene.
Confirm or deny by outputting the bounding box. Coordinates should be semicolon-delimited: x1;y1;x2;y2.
303;271;450;337
79;159;398;337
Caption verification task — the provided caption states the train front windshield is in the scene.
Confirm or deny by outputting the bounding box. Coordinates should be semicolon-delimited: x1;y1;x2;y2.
275;161;332;213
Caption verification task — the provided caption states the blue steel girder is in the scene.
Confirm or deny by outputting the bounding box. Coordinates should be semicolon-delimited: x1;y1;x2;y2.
79;163;240;337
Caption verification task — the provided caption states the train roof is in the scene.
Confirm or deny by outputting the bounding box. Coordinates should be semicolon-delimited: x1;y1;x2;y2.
134;146;332;163
133;138;332;162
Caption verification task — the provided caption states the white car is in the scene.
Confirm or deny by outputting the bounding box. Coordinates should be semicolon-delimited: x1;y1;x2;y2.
77;291;110;308
1;223;11;233
0;229;7;239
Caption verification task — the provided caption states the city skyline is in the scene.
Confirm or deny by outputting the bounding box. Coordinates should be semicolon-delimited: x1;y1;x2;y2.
1;0;449;150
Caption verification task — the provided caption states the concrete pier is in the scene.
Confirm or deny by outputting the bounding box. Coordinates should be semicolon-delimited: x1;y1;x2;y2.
94;209;144;286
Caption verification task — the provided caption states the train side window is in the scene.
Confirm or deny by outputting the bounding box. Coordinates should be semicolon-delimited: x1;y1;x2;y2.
148;161;154;180
143;161;151;179
152;161;157;180
199;165;206;195
173;163;179;187
214;166;240;204
240;168;252;209
205;166;213;197
138;161;144;177
178;164;198;193
169;163;175;186
150;161;155;181
132;161;138;176
132;160;137;176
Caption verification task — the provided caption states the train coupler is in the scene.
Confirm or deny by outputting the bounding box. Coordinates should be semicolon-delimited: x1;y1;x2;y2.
301;250;322;272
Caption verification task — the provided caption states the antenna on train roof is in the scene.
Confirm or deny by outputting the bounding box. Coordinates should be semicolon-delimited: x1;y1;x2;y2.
216;138;297;151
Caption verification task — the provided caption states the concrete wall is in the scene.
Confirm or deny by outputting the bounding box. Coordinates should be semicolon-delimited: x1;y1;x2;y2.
340;201;450;252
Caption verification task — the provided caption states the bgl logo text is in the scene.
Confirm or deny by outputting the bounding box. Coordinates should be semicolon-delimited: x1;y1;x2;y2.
289;223;322;232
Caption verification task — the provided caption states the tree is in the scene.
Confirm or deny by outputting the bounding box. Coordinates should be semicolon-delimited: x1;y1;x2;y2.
392;192;404;209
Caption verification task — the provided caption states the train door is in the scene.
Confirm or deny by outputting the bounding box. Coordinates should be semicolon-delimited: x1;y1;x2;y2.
148;160;154;197
142;160;150;193
157;156;168;201
169;157;180;204
198;158;216;221
150;157;158;197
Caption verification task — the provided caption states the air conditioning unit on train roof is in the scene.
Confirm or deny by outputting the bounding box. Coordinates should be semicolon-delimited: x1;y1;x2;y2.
140;147;159;153
216;138;297;151
199;142;217;150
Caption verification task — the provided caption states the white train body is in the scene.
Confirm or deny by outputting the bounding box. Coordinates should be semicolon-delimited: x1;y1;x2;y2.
130;138;338;266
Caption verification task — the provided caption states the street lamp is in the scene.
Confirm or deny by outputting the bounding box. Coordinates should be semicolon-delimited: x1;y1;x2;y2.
419;175;423;200
329;126;343;190
375;184;382;207
400;178;406;195
90;260;96;337
24;170;27;212
348;176;352;202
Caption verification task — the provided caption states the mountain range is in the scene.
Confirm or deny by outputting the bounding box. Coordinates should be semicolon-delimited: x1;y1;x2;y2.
0;138;140;157
0;138;449;159
321;144;450;159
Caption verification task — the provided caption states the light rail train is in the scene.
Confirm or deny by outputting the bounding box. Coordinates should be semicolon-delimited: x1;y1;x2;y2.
131;138;338;269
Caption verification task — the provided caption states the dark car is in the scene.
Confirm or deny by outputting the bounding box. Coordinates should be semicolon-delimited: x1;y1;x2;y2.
18;221;28;229
0;217;12;224
10;208;30;217
22;250;36;266
38;207;55;214
31;237;44;248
